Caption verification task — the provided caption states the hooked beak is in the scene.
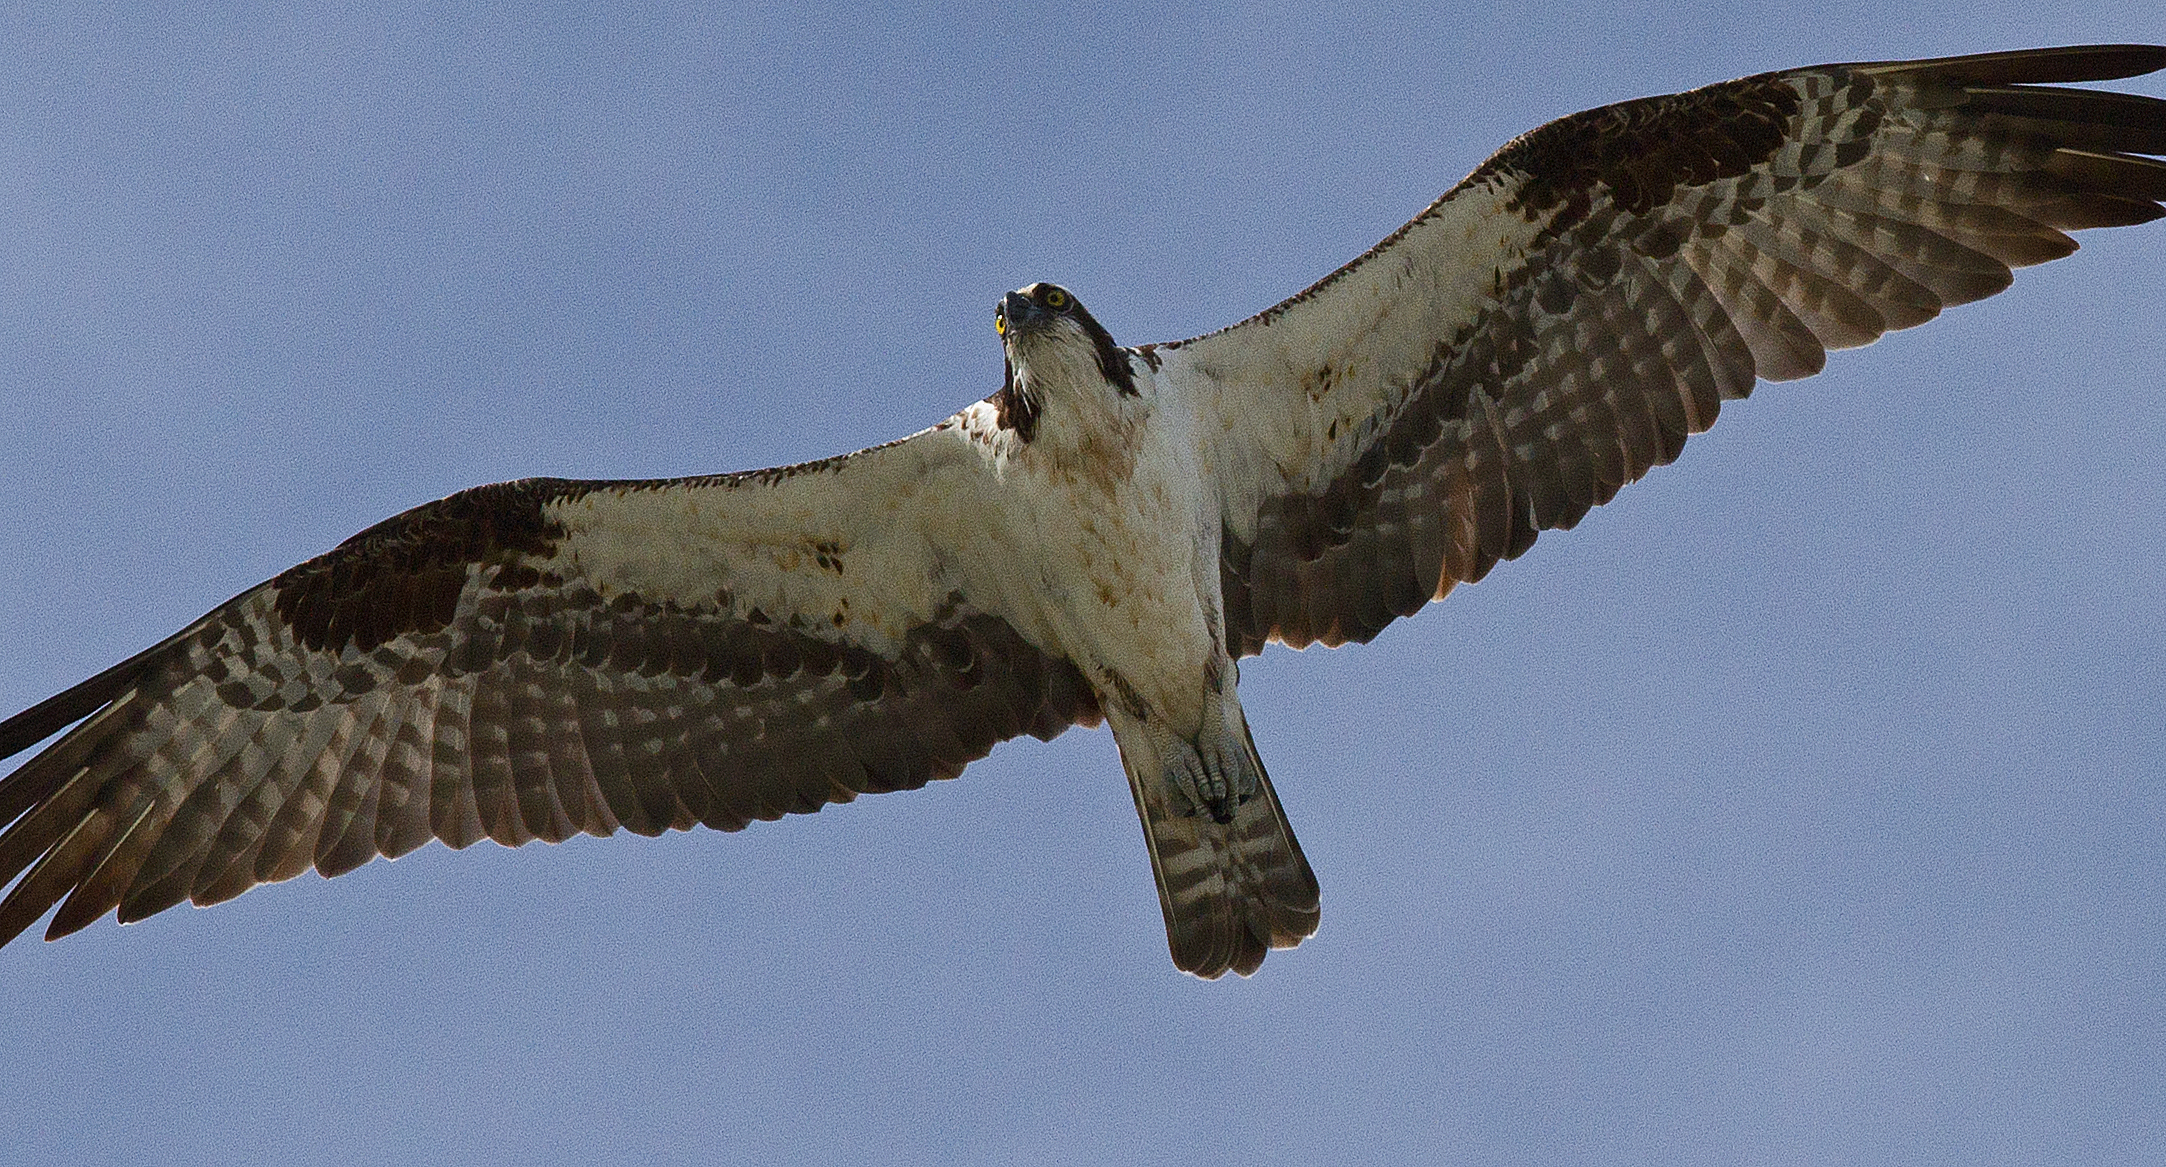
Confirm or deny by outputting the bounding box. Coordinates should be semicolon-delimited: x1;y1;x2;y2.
1001;290;1049;338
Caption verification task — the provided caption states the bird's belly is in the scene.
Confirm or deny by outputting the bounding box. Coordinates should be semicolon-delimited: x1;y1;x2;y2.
996;473;1220;735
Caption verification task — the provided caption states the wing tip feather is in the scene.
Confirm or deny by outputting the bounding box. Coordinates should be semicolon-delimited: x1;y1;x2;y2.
1856;44;2166;86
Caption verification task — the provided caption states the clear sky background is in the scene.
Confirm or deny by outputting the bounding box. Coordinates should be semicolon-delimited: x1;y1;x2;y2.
1;5;2161;1165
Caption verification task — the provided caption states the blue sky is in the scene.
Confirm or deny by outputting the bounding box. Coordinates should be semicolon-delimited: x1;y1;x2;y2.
1;5;2161;1165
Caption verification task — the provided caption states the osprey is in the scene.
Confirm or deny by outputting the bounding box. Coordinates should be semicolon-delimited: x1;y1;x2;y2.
3;45;2163;978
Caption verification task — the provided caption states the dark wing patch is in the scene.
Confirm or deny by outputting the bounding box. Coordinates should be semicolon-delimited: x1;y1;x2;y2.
1217;45;2166;655
0;512;1098;947
271;477;583;654
1484;72;1803;227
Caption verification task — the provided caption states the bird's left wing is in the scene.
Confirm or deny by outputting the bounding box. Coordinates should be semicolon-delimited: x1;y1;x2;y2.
1157;45;2166;655
0;425;1099;946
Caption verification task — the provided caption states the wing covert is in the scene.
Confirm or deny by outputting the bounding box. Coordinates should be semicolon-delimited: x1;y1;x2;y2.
1159;45;2166;655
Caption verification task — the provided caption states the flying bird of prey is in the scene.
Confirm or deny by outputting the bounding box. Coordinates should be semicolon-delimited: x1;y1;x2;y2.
3;45;2163;978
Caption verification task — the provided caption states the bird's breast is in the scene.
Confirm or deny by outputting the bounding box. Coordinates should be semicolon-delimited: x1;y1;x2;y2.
988;422;1222;734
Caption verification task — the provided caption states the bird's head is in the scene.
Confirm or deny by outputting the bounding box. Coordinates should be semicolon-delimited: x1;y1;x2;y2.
991;282;1139;443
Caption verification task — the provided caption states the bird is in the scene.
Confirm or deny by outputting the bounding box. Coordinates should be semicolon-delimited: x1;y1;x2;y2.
2;45;2162;979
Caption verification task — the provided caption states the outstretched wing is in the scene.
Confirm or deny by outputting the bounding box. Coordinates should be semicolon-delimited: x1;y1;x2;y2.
1160;45;2166;655
0;425;1099;947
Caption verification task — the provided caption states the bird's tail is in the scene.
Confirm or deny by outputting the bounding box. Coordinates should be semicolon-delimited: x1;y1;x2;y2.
1123;714;1319;978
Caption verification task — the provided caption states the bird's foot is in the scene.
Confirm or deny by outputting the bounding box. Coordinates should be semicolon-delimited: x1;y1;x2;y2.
1166;733;1260;824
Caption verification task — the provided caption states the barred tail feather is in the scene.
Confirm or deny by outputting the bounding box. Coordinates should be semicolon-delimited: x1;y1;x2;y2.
1125;722;1319;978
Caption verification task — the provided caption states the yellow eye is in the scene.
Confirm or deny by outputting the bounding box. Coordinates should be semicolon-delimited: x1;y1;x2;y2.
1043;288;1068;310
995;311;1006;336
